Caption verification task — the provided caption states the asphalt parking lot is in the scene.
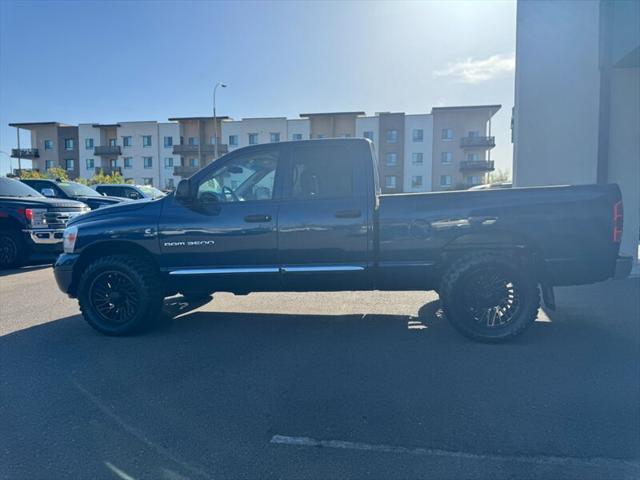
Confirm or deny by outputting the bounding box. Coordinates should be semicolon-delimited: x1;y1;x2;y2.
1;265;638;480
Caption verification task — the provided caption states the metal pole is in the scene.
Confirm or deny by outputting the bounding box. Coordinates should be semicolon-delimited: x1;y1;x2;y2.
16;128;22;174
213;82;226;161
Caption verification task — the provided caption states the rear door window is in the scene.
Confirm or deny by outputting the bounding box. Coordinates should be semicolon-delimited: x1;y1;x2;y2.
290;145;354;199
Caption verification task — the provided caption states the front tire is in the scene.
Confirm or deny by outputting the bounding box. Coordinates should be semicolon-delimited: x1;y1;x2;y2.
78;254;162;335
0;229;28;269
439;253;540;343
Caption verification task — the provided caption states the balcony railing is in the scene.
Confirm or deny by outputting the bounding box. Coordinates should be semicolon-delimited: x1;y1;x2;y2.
172;144;228;156
95;166;122;176
94;145;122;156
460;136;495;148
459;160;495;171
11;148;39;159
173;165;200;177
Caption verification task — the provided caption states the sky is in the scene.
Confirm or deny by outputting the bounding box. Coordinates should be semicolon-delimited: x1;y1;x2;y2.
0;0;517;175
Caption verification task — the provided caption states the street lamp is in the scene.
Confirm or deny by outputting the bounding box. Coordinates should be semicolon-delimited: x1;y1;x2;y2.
213;82;227;160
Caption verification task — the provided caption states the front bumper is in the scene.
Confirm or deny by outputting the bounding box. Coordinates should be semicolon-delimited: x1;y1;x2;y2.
615;255;633;279
24;228;65;245
54;253;80;296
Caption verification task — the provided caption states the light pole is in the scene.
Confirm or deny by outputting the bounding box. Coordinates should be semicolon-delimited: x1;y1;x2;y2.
213;82;227;161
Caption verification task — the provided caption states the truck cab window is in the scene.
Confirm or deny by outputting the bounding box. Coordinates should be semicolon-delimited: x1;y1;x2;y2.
291;145;353;199
197;150;278;203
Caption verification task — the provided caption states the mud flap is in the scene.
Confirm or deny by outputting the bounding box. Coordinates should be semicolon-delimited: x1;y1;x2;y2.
541;284;556;310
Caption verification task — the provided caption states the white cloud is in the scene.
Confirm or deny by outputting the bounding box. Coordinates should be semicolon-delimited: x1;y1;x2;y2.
434;54;515;84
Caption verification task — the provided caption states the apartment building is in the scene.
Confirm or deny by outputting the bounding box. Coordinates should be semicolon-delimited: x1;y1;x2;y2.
8;105;498;193
9;122;80;178
431;105;499;191
168;116;228;178
77;121;180;189
513;0;639;265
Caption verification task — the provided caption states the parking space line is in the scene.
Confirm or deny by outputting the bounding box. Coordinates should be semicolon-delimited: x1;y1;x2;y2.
270;434;639;472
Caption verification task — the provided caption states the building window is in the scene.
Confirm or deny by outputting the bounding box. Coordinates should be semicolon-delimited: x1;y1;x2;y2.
65;159;75;171
411;176;423;188
466;175;481;185
86;158;94;169
45;160;54;170
210;136;218;145
292;133;303;141
316;134;326;139
385;153;397;166
163;136;173;148
143;157;153;169
122;136;132;147
385;129;398;143
441;152;453;164
468;130;480;138
110;158;119;168
64;138;74;150
229;135;238;146
84;138;93;150
363;131;374;141
124;157;133;169
142;135;152;147
165;179;175;190
411;152;424;165
107;138;116;147
466;152;480;161
143;178;153;186
384;175;397;189
248;133;258;145
188;137;199;146
44;140;53;150
440;175;452;187
412;129;424;142
441;128;454;140
189;158;199;167
270;132;280;143
164;157;174;168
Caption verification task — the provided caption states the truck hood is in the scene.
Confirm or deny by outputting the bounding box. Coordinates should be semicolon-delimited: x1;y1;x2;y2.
0;196;87;209
67;197;157;226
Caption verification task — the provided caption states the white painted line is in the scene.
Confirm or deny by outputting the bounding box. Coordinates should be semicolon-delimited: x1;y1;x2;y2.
270;435;640;472
104;462;136;480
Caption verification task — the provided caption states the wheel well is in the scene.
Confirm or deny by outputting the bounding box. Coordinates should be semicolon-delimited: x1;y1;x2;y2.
437;231;544;282
0;217;23;233
69;241;158;296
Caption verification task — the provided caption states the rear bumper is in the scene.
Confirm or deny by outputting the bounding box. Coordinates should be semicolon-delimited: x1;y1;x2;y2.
54;253;80;296
615;255;633;279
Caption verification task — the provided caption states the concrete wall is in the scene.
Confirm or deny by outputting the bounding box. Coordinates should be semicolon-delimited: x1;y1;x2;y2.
158;122;179;189
512;0;601;186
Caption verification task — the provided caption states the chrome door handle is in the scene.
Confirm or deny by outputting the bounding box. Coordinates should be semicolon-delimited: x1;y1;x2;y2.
244;214;272;223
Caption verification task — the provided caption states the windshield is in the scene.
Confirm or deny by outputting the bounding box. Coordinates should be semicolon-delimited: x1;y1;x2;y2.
0;178;44;197
138;185;165;198
57;182;101;197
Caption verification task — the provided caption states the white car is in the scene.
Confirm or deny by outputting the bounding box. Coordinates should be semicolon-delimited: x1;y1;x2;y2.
93;184;166;200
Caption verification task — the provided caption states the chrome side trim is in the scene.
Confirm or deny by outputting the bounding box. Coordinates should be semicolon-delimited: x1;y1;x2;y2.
169;267;279;275
280;265;365;273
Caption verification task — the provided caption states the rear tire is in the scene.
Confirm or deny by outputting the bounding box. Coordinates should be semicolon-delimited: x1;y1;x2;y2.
439;253;540;343
0;229;28;269
78;254;162;335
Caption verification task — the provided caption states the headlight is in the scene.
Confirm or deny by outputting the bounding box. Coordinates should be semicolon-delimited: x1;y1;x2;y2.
63;226;78;253
24;208;48;228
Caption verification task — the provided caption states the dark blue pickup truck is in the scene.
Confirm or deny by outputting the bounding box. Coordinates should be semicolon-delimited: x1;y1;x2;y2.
54;139;632;342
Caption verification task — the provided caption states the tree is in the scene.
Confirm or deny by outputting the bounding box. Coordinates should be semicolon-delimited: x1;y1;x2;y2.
19;170;43;179
46;167;69;181
488;168;511;184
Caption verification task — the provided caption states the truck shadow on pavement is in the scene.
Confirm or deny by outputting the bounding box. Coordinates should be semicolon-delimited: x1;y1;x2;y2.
1;279;639;480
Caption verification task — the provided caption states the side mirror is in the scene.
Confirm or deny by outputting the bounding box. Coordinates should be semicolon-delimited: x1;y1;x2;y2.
175;179;193;202
41;188;56;197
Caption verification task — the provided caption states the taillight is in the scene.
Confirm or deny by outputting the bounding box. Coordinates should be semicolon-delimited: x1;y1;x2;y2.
20;208;48;228
613;200;623;243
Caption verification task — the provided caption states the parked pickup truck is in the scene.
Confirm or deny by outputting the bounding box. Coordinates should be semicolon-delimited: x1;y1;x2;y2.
21;178;128;210
0;177;89;268
53;139;632;342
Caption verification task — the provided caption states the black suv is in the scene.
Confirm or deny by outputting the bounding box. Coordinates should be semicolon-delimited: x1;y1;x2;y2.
21;178;128;210
0;177;89;268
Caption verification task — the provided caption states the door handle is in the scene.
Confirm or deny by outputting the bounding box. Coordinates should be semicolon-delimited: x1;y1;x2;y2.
244;214;272;223
334;209;362;219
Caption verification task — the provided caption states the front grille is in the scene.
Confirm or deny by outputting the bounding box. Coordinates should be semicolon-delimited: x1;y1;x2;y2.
45;210;86;228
